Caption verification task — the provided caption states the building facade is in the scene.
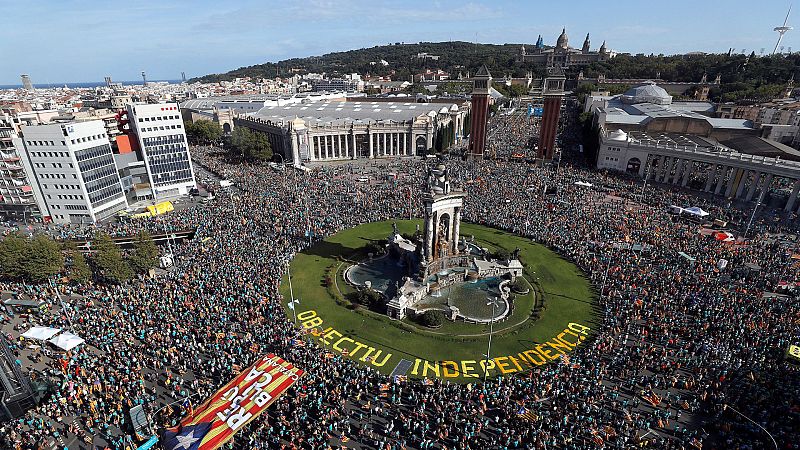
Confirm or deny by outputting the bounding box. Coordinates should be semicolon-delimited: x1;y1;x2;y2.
15;121;128;224
518;30;614;68
126;103;196;200
596;128;800;212
0;111;35;218
235;100;467;164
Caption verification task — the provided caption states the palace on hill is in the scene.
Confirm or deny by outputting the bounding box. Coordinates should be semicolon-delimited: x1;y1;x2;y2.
518;29;615;68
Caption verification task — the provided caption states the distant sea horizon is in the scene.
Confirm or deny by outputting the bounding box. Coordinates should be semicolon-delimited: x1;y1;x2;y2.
0;80;182;90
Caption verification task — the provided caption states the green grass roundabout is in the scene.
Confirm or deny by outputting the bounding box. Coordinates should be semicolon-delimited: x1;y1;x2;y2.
280;220;598;382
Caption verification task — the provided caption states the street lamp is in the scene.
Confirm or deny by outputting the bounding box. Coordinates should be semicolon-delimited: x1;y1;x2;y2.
723;403;778;450
484;296;503;382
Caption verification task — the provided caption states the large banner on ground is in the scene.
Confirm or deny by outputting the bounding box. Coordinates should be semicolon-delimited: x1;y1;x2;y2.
162;353;304;450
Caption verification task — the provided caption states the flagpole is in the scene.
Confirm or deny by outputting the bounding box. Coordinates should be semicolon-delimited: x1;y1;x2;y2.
287;262;297;325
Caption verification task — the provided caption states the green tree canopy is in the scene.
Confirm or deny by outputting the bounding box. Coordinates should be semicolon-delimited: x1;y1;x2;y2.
91;233;131;283
63;241;91;284
128;231;159;274
0;234;27;280
185;120;223;146
22;235;64;283
224;127;273;161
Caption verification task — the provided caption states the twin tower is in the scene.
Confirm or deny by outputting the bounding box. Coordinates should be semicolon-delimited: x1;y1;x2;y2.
468;64;564;161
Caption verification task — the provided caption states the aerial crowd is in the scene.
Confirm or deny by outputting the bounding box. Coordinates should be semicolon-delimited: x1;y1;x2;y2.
1;109;799;450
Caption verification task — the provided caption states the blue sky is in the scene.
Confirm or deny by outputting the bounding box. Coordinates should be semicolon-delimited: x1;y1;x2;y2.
0;0;795;84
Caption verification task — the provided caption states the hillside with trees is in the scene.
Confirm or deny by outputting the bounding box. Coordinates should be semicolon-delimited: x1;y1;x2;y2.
192;41;800;103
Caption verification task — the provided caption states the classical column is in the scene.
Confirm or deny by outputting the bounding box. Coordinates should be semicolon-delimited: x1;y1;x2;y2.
308;135;315;161
746;172;762;202
659;156;671;183
735;170;749;198
351;132;357;159
383;133;387;157
714;167;728;195
369;132;374;158
705;164;718;192
425;212;435;262
344;133;350;159
681;160;693;187
403;132;409;155
672;159;684;185
452;208;461;255
786;179;800;211
724;168;739;197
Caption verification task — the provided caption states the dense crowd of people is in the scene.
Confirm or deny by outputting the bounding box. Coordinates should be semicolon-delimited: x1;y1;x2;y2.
1;111;799;450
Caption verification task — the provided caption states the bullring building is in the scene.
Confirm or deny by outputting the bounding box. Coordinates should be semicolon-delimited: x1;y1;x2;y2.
234;100;469;165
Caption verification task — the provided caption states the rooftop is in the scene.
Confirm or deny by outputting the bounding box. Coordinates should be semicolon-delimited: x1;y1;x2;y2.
246;101;461;127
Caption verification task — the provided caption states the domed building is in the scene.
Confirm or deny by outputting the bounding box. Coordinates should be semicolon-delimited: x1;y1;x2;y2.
620;83;673;105
518;28;615;68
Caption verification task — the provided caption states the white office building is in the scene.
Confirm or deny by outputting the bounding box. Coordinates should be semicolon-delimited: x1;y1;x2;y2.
126;103;196;200
14;120;128;224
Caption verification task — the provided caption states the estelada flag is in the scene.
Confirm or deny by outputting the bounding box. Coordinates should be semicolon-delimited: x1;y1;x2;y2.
162;353;303;450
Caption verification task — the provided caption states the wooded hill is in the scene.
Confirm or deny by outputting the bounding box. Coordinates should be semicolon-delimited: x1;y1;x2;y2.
192;42;800;103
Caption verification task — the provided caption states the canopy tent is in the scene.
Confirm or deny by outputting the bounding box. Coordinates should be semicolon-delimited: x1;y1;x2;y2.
574;181;593;187
21;326;61;341
48;331;85;351
684;206;710;217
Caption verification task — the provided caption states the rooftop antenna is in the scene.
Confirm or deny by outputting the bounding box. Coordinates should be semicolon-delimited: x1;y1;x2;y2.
773;4;793;54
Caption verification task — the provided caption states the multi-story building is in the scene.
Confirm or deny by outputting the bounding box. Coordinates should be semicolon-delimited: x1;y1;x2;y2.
126;103;196;200
312;78;362;93
0;111;36;219
14;120;128;224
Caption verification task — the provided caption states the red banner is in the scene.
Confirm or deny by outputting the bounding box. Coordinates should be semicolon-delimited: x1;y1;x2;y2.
163;353;304;450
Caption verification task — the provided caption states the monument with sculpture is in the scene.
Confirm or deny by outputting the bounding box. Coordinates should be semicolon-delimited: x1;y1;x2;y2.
345;160;524;322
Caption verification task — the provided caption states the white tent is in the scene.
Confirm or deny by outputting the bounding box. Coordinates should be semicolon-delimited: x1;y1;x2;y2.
684;206;710;217
574;181;593;187
21;326;61;341
48;332;85;351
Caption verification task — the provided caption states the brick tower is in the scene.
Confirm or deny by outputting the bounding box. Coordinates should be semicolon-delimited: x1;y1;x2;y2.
538;68;566;160
468;65;492;159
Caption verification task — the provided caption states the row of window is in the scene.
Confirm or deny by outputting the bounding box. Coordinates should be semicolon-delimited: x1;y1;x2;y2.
88;185;123;207
143;134;185;146
39;173;75;180
33;162;74;169
26;140;61;147
603;156;619;162
43;184;79;190
77;155;116;175
153;169;193;187
147;145;188;158
47;193;83;201
138;115;180;123
69;134;106;145
140;124;182;133
75;144;113;163
606;146;622;152
30;151;68;159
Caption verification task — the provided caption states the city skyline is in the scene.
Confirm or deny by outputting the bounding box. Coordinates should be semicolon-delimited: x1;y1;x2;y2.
1;0;796;85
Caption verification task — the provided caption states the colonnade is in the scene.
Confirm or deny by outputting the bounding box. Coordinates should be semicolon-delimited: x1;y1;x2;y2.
308;131;412;161
643;154;800;211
